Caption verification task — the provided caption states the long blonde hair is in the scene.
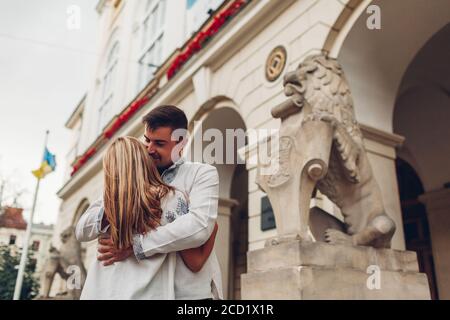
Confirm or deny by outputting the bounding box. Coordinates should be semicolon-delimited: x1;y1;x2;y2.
102;136;173;249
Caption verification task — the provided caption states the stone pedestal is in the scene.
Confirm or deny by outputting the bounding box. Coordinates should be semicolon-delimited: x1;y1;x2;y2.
241;241;431;299
419;188;450;299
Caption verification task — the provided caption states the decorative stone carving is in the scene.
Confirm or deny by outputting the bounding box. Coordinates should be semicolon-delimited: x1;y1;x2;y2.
256;54;396;248
243;54;431;300
265;46;287;82
37;226;86;300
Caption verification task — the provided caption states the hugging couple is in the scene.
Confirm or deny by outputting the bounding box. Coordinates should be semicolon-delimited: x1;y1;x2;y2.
75;105;223;300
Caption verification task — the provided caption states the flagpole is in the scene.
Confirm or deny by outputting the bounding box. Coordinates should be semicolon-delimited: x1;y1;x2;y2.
13;130;49;300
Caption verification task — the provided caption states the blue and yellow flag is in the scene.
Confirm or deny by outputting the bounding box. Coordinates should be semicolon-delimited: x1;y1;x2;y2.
32;148;57;179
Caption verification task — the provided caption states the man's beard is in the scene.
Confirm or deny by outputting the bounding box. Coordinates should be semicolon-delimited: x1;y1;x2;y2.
150;154;173;175
156;162;172;175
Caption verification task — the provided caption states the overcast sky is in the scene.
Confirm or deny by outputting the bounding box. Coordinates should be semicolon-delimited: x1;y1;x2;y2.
0;0;98;225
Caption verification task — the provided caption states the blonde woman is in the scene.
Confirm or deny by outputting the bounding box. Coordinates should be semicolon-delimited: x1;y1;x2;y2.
77;136;217;299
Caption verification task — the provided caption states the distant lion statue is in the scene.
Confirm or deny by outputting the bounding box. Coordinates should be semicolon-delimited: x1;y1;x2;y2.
37;226;86;299
256;54;396;248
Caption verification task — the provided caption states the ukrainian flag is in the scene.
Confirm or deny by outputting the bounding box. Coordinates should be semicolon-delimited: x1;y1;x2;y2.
32;148;57;179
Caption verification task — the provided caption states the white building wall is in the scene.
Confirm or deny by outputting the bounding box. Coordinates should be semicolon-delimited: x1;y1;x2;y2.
0;228;26;248
0;225;53;287
30;227;54;275
75;0;191;161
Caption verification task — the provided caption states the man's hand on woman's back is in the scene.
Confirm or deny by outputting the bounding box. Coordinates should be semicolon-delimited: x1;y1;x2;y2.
97;238;133;266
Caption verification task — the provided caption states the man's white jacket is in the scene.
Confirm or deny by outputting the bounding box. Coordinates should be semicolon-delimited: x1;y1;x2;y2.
76;159;223;300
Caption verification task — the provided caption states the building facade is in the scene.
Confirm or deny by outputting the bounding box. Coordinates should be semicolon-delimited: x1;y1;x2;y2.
0;207;54;286
53;0;450;299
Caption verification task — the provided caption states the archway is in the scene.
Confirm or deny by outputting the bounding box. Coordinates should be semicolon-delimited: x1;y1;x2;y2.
186;102;248;299
229;162;248;299
393;23;450;299
71;198;90;226
396;158;438;299
334;0;450;298
335;0;450;132
71;199;91;266
70;198;91;262
335;0;450;240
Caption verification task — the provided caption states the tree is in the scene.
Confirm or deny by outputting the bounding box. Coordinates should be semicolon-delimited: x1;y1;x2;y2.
0;175;27;210
0;245;40;300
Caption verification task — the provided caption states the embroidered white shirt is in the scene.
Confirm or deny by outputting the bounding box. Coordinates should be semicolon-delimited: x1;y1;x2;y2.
76;159;223;300
78;190;182;300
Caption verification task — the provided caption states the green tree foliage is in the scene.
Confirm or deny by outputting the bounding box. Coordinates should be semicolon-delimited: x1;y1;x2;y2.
0;245;40;300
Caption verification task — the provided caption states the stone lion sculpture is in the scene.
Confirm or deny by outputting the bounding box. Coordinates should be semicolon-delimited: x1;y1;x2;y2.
256;54;396;248
37;226;87;299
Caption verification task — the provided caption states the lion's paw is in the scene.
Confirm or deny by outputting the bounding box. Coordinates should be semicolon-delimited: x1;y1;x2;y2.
324;228;353;246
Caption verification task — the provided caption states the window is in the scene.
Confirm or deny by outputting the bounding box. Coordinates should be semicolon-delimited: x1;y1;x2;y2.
9;235;16;245
29;258;37;272
32;240;40;251
261;196;276;231
137;0;166;91
98;40;120;134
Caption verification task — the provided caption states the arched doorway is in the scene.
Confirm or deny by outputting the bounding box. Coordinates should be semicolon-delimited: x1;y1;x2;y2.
71;199;91;266
71;199;90;226
396;158;438;299
186;102;248;299
229;163;248;299
336;0;450;132
393;23;450;299
334;0;450;298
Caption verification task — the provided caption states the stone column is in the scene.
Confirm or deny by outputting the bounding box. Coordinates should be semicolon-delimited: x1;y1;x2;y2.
419;188;450;299
216;197;239;299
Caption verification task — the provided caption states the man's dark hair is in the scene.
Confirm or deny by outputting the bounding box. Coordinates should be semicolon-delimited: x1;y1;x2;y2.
142;105;188;132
